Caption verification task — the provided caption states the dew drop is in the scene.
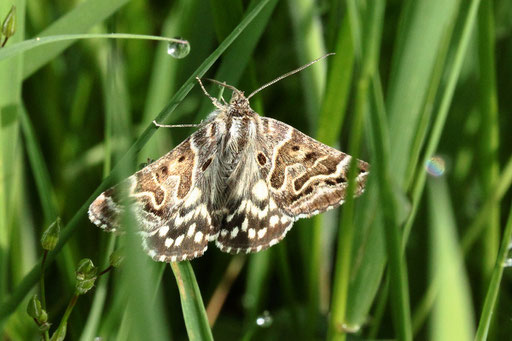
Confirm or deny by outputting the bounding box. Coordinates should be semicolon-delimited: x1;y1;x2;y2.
425;156;446;177
167;37;190;59
255;310;273;328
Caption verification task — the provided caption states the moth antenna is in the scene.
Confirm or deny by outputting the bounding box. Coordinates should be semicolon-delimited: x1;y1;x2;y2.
153;120;200;128
204;78;242;94
196;77;225;110
247;53;335;100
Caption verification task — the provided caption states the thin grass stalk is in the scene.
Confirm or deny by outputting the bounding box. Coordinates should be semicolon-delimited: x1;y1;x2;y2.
476;0;500;285
366;52;413;341
0;0;271;321
475;202;512;340
326;77;365;341
363;2;413;338
328;1;386;339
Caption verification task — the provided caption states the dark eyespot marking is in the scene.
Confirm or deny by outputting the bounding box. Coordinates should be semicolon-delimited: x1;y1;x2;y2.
304;187;313;195
178;156;186;162
325;180;336;186
160;166;168;174
305;152;317;161
335;176;346;184
292;145;300;151
201;158;212;171
257;152;267;166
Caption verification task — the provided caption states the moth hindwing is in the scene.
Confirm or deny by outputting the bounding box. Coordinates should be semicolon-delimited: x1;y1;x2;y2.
89;85;369;263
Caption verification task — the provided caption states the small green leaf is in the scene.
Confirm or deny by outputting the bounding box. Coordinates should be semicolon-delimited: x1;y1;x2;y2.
41;218;61;251
75;258;97;295
26;294;48;323
1;5;16;39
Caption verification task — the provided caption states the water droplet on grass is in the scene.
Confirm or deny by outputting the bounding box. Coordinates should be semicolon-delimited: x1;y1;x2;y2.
167;38;190;59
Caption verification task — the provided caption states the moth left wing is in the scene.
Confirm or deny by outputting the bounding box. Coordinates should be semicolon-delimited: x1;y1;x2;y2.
88;123;219;262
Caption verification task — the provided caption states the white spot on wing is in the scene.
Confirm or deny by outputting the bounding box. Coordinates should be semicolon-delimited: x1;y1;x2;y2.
230;226;239;239
175;234;185;247
241;218;248;232
248;228;256;239
252;179;268;201
165;238;174;248
187;223;196;237
159;225;169;237
194;231;203;243
269;215;279;227
257;228;267;239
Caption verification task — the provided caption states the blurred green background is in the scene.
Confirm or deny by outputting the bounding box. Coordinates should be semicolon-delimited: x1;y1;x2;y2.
1;0;512;340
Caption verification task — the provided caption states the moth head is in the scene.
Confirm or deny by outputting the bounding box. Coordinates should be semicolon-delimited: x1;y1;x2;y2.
228;90;251;114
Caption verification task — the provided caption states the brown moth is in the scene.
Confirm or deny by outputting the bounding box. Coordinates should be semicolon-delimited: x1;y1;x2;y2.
88;55;369;263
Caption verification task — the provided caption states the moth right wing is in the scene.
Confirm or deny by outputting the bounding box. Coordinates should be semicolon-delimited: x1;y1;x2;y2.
260;117;369;219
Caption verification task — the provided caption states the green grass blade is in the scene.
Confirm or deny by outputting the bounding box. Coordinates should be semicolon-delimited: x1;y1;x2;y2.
171;262;213;341
0;0;271;322
0;0;28;336
428;178;475;340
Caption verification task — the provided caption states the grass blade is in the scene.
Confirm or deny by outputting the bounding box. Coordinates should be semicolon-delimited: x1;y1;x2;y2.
428;178;475;340
171;262;213;341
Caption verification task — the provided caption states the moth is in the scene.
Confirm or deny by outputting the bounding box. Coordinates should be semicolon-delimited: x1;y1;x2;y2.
88;55;369;263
